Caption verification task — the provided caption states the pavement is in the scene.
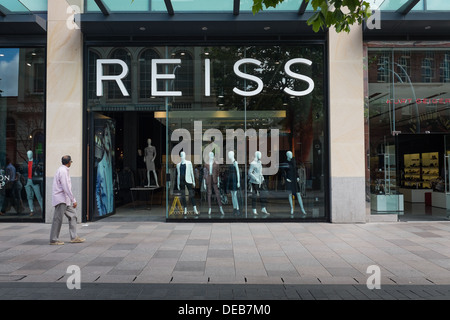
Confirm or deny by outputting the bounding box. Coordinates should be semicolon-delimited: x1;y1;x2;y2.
1;208;450;301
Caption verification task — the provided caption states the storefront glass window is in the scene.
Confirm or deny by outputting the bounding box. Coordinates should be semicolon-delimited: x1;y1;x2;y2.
87;44;327;221
0;47;45;220
367;45;450;214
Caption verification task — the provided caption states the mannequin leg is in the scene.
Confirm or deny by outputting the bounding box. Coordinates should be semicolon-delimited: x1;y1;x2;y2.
25;180;34;213
152;170;159;187
186;183;199;214
259;185;269;215
32;183;43;210
179;182;187;213
146;171;151;187
288;195;294;214
231;191;239;216
296;192;306;214
231;191;238;209
212;183;223;214
251;183;257;214
206;179;212;213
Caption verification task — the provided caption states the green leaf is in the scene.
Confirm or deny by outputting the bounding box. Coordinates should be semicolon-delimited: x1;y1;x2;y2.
254;0;370;33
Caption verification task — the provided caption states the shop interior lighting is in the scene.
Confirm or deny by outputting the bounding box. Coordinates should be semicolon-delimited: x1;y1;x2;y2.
154;110;286;119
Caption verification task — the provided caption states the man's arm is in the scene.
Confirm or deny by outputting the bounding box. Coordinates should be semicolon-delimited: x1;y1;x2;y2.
61;169;76;206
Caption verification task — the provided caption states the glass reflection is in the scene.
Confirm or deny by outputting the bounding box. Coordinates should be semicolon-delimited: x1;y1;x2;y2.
0;47;45;220
87;44;326;221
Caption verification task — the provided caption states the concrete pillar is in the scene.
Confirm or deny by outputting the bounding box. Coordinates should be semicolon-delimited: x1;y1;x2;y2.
45;0;83;223
328;25;366;223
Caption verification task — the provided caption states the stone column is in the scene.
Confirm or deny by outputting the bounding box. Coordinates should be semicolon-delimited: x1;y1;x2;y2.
328;25;366;223
45;0;83;223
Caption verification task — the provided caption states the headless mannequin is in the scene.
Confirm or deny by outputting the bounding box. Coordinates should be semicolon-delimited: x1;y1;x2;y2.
248;151;269;215
202;152;224;215
286;151;306;215
25;150;43;216
144;138;159;187
177;152;199;215
227;151;240;215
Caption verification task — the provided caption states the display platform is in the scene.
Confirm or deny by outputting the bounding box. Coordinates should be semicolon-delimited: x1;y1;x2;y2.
398;188;430;203
431;192;450;209
371;194;404;212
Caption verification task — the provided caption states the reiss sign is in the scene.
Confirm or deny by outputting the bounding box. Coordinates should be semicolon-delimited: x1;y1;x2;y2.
96;58;315;98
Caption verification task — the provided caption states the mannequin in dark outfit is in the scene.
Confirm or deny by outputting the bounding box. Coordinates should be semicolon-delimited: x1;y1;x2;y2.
284;151;306;215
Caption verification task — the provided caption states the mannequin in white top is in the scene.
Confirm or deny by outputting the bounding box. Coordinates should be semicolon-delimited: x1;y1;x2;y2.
248;151;270;215
144;138;159;187
227;151;240;215
176;151;199;215
202;152;224;215
285;151;306;215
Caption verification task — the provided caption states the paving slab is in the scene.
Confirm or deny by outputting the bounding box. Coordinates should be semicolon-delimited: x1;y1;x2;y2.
0;214;450;300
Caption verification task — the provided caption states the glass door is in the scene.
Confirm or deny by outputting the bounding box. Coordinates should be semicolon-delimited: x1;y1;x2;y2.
89;113;116;220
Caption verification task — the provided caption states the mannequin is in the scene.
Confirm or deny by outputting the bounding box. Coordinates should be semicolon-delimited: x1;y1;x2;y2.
176;151;199;215
248;151;269;215
24;150;43;216
227;151;240;215
202;152;224;215
285;151;306;215
144;138;159;187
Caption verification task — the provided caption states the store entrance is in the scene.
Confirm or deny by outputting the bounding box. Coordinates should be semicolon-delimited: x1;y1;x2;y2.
87;111;166;221
397;133;450;221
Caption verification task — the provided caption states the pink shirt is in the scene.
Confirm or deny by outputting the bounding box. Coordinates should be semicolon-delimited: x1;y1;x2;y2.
52;165;76;207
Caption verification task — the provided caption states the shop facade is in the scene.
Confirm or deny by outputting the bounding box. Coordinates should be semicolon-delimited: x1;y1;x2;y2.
2;0;373;223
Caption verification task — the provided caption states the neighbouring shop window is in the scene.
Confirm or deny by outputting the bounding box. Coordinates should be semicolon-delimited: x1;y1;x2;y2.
0;47;45;220
367;46;450;214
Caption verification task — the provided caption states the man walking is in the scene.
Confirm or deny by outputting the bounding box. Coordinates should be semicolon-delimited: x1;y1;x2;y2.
49;155;85;245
